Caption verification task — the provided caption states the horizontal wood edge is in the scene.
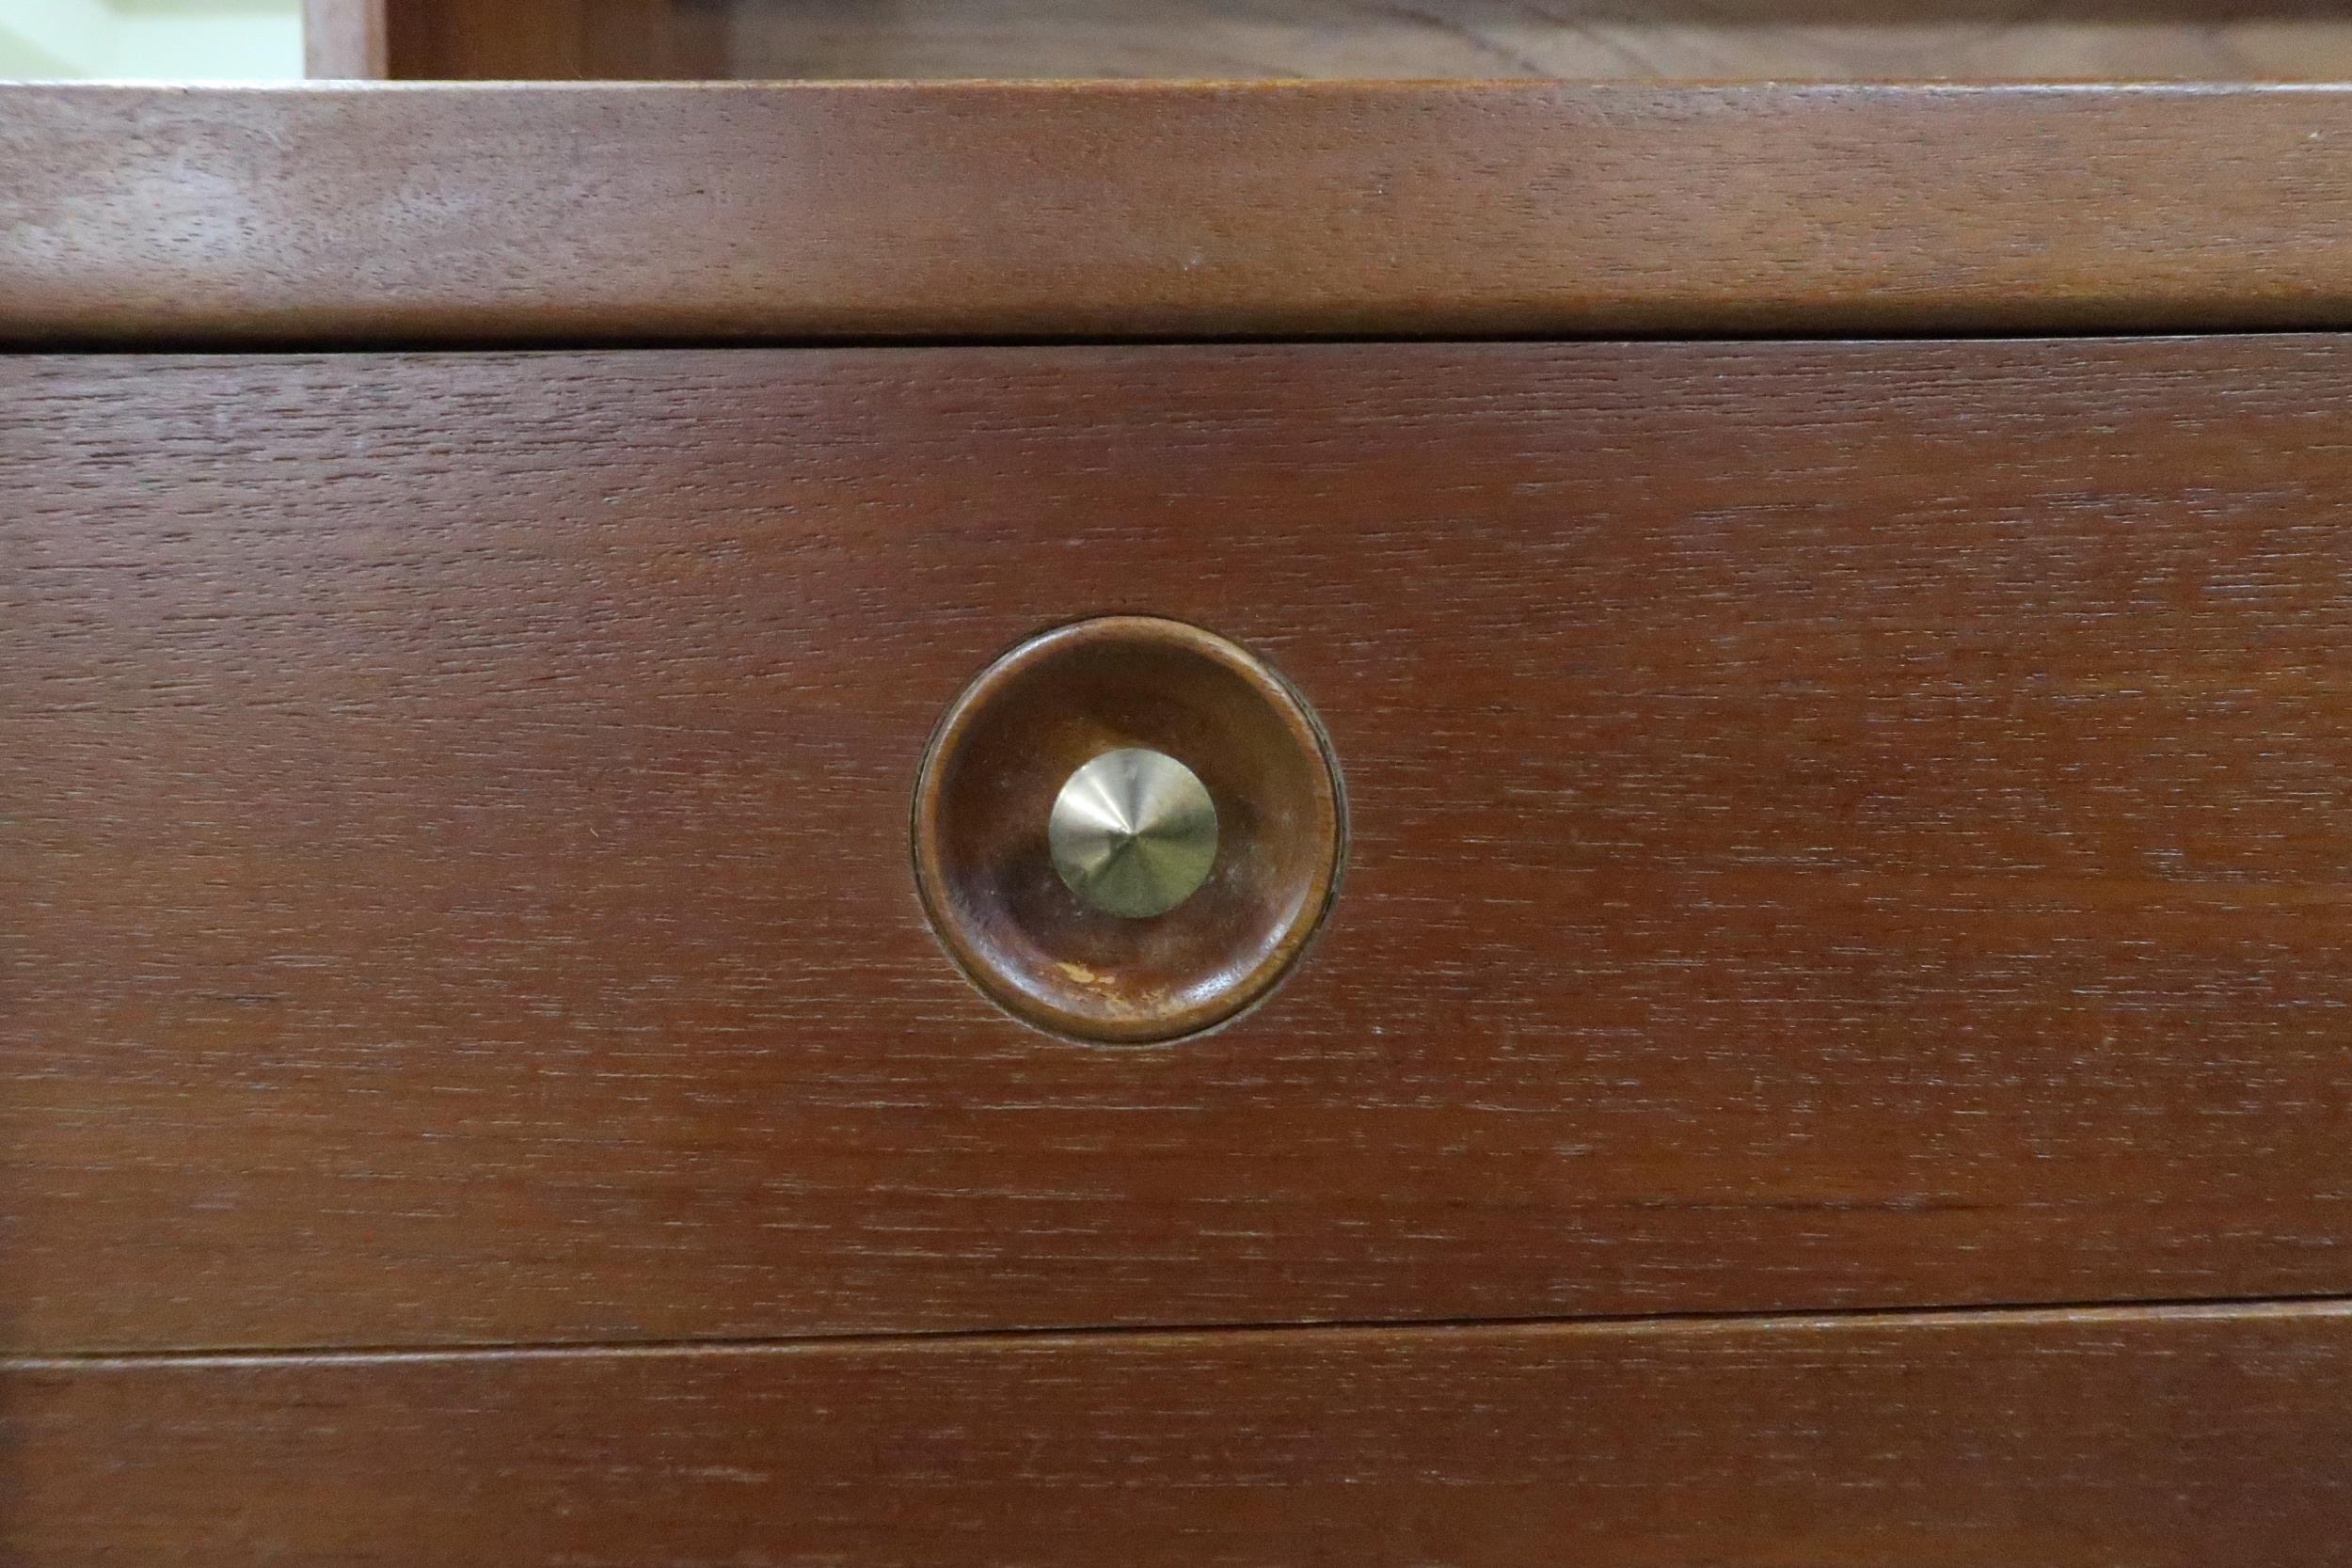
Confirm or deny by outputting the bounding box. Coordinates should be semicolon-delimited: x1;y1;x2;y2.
6;1295;2347;1370
8;81;2352;344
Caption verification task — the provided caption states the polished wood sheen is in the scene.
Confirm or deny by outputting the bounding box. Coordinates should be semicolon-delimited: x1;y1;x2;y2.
8;339;2352;1354
8;1303;2350;1564
9;84;2352;344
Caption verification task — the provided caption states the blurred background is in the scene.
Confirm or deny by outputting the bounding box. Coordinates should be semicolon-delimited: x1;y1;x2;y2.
3;1;2347;83
0;0;301;79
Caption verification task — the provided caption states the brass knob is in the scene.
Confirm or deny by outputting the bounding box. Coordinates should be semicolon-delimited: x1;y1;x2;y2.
1050;748;1219;919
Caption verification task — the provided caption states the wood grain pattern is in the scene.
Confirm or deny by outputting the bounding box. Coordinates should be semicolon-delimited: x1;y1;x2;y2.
8;1303;2352;1565
333;0;2352;83
10;82;2352;344
8;339;2352;1354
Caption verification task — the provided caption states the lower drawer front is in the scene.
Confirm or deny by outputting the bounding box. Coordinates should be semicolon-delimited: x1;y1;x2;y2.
6;339;2352;1352
9;1304;2348;1567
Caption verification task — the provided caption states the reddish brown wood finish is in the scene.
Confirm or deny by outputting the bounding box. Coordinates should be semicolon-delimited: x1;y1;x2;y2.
368;0;730;78
8;1302;2352;1565
8;339;2352;1354
9;84;2352;345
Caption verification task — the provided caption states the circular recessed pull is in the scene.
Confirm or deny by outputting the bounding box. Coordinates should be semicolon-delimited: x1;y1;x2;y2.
913;617;1343;1043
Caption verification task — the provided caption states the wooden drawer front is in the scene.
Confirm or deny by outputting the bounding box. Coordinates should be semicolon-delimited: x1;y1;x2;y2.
9;1303;2349;1567
6;339;2352;1354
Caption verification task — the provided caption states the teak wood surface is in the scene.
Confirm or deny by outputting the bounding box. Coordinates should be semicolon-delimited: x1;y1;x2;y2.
10;83;2352;345
10;74;2352;1559
8;1303;2349;1565
8;339;2352;1355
